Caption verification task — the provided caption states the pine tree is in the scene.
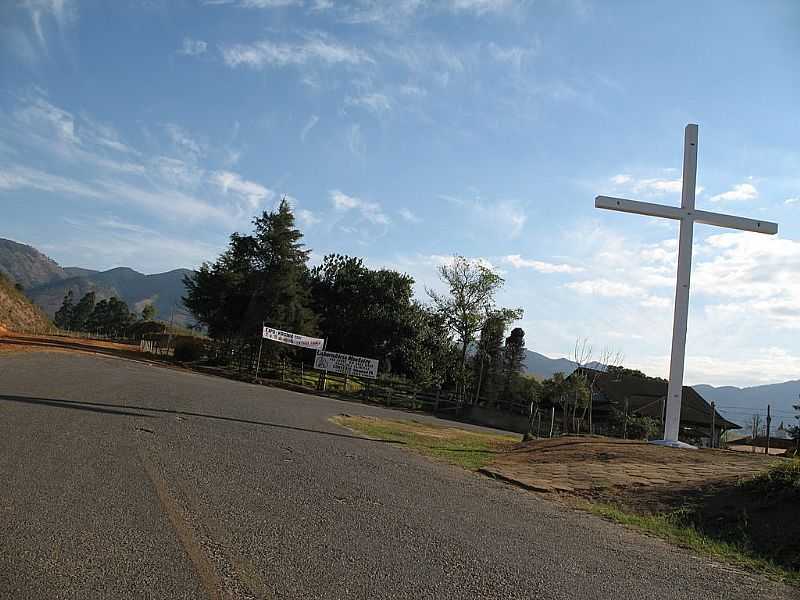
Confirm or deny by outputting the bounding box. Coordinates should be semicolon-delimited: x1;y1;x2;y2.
69;291;96;331
183;198;317;343
502;327;526;402
54;290;75;329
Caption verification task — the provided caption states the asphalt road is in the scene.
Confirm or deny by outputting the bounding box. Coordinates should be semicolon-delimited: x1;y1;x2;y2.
0;352;793;599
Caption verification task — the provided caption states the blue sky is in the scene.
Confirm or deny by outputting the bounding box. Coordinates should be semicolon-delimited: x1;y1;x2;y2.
1;0;799;386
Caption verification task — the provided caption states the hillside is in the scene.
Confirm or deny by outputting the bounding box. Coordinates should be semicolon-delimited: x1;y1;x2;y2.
28;267;194;324
0;272;52;333
0;238;67;289
0;237;194;324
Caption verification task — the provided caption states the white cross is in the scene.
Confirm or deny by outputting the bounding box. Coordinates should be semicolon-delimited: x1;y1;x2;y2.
595;124;778;446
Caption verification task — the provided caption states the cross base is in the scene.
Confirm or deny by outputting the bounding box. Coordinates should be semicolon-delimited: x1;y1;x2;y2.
649;439;697;450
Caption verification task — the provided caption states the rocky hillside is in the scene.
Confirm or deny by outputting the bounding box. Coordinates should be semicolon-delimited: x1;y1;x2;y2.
0;272;53;333
0;238;67;289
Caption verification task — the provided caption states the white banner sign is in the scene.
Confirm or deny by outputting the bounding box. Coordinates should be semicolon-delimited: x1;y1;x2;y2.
262;326;325;351
314;350;379;379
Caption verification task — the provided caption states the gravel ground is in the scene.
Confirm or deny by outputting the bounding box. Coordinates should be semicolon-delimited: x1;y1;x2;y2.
0;352;794;599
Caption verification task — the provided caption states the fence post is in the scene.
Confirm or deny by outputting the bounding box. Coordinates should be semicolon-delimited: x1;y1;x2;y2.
282;358;286;382
434;387;440;412
386;384;392;407
300;361;304;384
549;406;555;438
710;401;716;448
343;372;349;393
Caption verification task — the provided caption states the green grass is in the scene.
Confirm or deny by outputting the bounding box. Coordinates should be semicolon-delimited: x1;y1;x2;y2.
739;459;800;492
331;415;518;470
588;502;799;585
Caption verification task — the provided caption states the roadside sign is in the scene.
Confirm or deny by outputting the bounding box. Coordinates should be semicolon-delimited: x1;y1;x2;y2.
314;350;379;379
262;326;325;350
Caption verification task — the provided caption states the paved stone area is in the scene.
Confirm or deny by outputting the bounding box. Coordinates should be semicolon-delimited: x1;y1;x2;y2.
481;437;776;494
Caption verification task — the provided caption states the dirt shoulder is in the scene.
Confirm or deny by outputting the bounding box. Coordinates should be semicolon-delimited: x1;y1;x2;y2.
0;332;144;360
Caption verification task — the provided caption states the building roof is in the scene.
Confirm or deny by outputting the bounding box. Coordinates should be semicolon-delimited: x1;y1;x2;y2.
576;367;740;431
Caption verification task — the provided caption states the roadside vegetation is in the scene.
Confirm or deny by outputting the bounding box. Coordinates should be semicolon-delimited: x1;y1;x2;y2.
589;459;800;585
331;415;518;470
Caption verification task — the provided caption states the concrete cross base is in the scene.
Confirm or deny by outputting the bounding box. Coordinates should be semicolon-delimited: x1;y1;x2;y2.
649;439;698;450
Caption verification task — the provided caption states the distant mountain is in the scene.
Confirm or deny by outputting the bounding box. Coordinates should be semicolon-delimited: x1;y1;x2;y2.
0;237;194;324
0;238;67;289
694;382;800;432
28;267;194;324
523;350;579;379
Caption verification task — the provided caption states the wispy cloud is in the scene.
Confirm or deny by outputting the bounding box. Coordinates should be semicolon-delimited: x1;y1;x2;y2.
178;37;208;56
164;123;206;161
20;0;77;52
300;114;319;142
220;33;373;69
203;0;301;7
503;254;583;274
398;208;420;223
330;189;389;225
608;173;704;197
345;93;392;114
785;197;800;205
709;182;758;202
211;170;273;208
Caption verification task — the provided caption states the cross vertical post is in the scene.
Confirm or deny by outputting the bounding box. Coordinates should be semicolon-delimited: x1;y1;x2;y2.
663;124;698;442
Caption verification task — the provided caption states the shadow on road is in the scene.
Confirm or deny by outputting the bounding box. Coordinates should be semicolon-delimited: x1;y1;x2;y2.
0;394;155;418
0;394;403;444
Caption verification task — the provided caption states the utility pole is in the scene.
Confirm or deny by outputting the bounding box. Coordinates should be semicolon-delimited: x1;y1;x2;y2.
766;404;772;455
710;401;716;449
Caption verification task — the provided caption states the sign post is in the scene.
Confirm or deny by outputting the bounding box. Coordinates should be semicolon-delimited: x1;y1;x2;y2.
595;124;778;447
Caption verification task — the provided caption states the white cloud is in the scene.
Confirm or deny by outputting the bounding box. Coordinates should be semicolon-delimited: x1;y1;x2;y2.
441;194;527;237
297;208;320;227
220;33;373;69
300;114;319;142
503;255;583;274
345;93;392;114
204;0;301;6
565;278;643;298
448;0;518;14
785;197;800;205
330;189;389;225
398;208;421;223
211;170;273;208
709;182;758;203
487;41;538;69
179;37;208;56
20;0;76;51
0;165;104;199
608;173;704;197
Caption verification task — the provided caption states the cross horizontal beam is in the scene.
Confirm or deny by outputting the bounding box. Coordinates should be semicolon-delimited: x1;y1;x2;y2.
595;196;778;235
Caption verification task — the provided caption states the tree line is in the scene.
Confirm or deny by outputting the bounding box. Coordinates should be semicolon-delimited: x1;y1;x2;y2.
183;200;534;406
54;290;156;335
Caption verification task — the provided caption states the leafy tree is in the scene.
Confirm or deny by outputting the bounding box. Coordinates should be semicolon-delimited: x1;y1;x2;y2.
395;304;458;387
426;256;522;397
310;254;416;369
54;290;75;329
69;291;96;331
141;303;157;321
87;297;132;334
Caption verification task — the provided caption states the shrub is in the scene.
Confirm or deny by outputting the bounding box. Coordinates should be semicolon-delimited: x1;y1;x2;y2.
173;336;204;362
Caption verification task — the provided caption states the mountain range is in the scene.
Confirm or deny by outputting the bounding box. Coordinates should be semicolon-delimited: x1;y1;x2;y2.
0;238;192;324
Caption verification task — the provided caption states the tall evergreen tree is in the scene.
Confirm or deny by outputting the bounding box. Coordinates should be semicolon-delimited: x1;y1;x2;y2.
501;327;526;403
54;290;75;329
183;199;316;342
473;314;506;405
69;291;96;331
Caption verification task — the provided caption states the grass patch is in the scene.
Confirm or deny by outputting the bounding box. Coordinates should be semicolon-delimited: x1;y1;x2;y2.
331;415;518;470
588;502;800;585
